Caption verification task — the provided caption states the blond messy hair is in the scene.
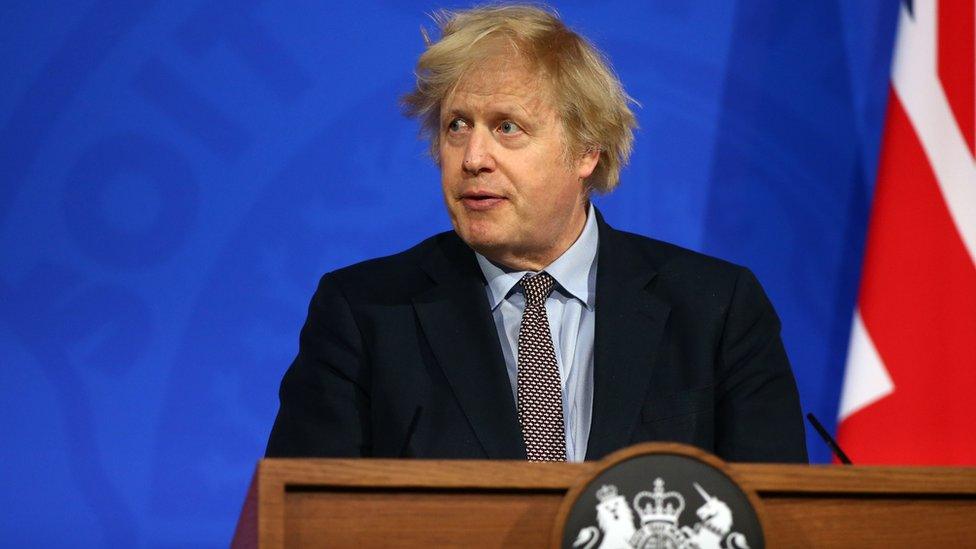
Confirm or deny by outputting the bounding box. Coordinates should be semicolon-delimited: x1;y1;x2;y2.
401;4;637;193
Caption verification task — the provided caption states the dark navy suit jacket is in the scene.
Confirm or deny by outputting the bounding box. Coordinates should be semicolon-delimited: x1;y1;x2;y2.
266;211;808;462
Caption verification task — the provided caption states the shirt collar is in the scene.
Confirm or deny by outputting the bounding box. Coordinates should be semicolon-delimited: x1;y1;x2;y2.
475;203;599;311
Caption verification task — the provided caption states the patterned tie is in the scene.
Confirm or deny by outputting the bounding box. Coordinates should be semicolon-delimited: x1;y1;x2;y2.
517;272;567;461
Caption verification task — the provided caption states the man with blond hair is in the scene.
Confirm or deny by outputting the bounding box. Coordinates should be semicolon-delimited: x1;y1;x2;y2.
266;5;807;463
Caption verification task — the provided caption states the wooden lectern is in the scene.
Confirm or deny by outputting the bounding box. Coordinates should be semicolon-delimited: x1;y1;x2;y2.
232;455;976;547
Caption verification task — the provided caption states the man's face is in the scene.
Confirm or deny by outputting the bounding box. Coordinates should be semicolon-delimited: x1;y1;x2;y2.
438;57;599;271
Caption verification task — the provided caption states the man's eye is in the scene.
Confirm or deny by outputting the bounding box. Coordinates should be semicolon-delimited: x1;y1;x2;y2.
448;118;468;132
498;121;522;134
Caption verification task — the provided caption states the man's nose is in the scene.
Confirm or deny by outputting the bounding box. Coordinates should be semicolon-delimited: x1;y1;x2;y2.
462;127;496;175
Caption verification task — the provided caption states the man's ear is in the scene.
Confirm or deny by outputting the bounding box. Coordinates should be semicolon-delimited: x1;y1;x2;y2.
576;147;601;180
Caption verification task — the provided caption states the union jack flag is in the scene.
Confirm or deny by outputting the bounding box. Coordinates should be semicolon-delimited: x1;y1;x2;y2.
837;0;976;464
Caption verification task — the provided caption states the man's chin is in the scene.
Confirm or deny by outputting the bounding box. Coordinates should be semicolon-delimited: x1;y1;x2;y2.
457;232;501;255
455;227;546;271
455;223;507;255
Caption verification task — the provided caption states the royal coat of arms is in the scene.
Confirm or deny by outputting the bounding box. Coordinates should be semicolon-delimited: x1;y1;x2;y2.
573;478;750;549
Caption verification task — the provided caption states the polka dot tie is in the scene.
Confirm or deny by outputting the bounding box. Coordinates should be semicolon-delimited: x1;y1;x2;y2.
516;272;567;462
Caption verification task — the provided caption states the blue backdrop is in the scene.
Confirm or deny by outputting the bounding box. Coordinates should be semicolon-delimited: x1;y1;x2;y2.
1;1;898;546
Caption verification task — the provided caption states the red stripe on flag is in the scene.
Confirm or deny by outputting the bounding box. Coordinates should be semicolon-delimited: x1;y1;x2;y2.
938;0;975;156
837;90;976;465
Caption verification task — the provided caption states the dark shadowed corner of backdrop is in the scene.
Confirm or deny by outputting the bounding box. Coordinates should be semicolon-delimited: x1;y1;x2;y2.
0;1;897;546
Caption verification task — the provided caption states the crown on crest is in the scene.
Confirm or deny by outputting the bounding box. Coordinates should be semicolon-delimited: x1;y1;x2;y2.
596;484;620;502
632;478;685;524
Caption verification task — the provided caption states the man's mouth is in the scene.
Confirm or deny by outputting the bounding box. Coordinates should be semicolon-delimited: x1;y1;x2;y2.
460;191;506;211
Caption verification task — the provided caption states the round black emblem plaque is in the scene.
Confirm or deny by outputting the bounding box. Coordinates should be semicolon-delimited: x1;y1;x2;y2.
553;443;765;549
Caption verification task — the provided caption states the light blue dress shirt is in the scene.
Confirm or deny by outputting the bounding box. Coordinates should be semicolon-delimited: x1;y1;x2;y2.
475;204;598;462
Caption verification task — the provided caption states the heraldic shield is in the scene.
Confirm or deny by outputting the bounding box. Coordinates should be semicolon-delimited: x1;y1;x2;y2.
552;443;766;549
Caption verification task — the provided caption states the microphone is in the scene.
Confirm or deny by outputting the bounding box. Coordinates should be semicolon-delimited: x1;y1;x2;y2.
806;413;853;465
399;406;424;458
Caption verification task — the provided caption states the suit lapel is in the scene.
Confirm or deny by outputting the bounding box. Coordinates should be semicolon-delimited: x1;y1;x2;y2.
412;234;525;459
586;213;671;459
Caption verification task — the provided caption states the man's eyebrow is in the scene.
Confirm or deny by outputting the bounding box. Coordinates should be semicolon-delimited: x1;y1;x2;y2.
443;107;469;120
443;104;533;121
490;105;531;120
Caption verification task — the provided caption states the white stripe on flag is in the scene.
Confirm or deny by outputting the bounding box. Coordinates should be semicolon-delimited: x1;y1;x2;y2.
891;0;976;267
839;309;894;420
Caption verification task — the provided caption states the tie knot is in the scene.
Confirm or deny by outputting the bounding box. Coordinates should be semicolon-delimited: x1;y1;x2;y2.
521;272;556;306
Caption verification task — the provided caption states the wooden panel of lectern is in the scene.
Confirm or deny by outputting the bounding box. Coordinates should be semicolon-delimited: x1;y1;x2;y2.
232;445;976;548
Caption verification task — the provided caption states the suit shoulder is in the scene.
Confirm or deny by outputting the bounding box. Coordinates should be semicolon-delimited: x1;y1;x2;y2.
613;229;776;324
610;228;775;327
614;229;745;281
